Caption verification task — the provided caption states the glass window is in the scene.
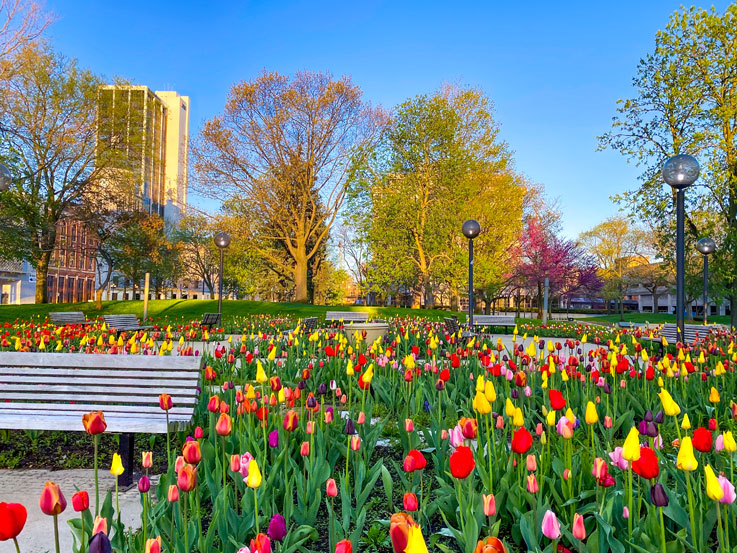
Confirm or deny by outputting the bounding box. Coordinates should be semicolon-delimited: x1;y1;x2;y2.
68;252;75;269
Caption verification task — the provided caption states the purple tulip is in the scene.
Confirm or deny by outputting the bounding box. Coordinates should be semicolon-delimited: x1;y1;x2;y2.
268;513;287;541
268;429;279;448
138;476;150;493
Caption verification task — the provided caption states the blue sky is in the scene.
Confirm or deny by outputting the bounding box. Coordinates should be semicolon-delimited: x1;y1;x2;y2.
47;0;732;238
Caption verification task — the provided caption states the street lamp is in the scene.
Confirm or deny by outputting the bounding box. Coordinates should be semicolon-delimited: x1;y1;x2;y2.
695;237;716;325
462;219;481;328
0;163;11;192
213;231;231;315
662;154;700;339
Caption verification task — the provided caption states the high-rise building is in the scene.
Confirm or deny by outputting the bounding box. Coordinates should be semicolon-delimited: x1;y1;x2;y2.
96;85;189;222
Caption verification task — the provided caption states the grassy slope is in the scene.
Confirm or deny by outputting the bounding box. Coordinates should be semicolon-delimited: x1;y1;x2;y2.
582;312;731;326
0;299;463;324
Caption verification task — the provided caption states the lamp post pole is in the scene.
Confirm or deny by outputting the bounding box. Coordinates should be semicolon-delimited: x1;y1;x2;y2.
695;237;716;325
213;232;231;315
462;220;481;329
662;154;699;340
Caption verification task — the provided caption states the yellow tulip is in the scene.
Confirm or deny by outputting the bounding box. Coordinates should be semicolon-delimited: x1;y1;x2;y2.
676;437;698;472
513;407;524;427
405;524;429;553
473;391;491;415
255;361;267;383
110;453;125;476
724;431;737;453
585;401;598;425
246;459;262;488
704;465;724;501
484;381;496;403
622;427;641;462
267;346;276;362
658;388;681;416
475;375;485;393
546;410;556;427
346;360;354;376
505;398;516;418
709;387;720;404
641;349;649;362
681;413;691;430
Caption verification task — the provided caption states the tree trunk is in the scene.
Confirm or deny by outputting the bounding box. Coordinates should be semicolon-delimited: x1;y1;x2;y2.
653;293;659;315
730;292;737;329
450;291;459;312
294;252;309;303
515;290;521;319
424;280;434;310
35;252;51;303
537;281;543;319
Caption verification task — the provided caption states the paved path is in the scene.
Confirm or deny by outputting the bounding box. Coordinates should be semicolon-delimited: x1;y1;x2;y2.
0;469;147;553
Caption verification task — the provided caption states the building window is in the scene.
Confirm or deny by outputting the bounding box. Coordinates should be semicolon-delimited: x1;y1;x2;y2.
68;252;75;269
71;226;77;242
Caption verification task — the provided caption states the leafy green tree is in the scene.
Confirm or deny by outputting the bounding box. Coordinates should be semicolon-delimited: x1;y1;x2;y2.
347;85;523;309
599;4;737;325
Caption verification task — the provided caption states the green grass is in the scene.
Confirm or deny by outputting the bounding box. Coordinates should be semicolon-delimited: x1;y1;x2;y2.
582;312;731;326
0;299;464;324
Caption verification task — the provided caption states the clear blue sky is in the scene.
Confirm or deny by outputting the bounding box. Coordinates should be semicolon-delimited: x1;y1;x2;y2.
47;0;732;238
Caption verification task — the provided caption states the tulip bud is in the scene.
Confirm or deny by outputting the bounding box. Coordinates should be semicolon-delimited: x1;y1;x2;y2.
482;493;496;516
526;454;537;472
404;418;414;432
72;490;89;512
89;531;112;553
357;411;366;425
572;513;586;540
142;451;153;469
215;413;232;436
39;481;67;516
194;426;204;439
167;485;179;502
344;418;356;435
326;478;338;497
231;454;242;472
650;483;669;507
403;492;418;511
351;435;361;450
300;441;310;456
92;515;107;535
268;513;288;542
138;476;150;493
144;537;162;553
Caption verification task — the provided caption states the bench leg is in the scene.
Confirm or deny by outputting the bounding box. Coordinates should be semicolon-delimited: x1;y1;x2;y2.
119;433;134;487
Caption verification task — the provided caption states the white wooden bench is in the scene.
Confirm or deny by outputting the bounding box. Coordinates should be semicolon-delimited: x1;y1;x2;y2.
656;323;710;344
0;352;202;484
103;314;153;333
472;314;516;331
325;311;369;323
444;317;476;339
49;311;88;326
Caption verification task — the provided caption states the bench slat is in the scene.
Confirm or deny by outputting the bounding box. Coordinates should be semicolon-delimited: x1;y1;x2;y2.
0;368;200;379
0;353;202;370
0;392;198;405
0;414;179;433
0;376;199;388
0;383;198;395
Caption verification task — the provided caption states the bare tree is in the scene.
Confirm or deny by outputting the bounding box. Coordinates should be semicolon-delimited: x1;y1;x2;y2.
0;0;51;74
193;71;386;303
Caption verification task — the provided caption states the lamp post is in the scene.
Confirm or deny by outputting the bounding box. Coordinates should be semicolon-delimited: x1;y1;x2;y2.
662;154;700;340
462;220;481;328
695;237;716;325
0;164;11;192
213;232;231;315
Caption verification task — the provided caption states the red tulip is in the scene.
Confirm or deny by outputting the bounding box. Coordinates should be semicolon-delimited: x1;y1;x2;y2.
408;449;427;470
207;395;220;413
177;464;197;492
158;393;173;411
693;427;713;452
215;413;232;436
548;389;566;411
335;539;353;553
511;427;533;455
0;502;27;540
72;490;89;512
449;445;475;479
390;512;417;553
326;478;338;497
403;492;418;511
283;410;298;432
632;446;659;480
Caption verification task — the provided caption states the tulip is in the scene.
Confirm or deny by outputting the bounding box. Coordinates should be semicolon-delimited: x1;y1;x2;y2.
216;413;232;436
250;532;271;553
449;445;475;479
177;464;197;492
650;483;669;507
247;459;262;488
158;393;173;411
283;410;298;432
88;532;112;553
92;515;107;535
622;427;641;462
526;474;538;493
403;492;418;511
459;417;478;439
109;454;124;476
300;441;310;456
585;401;598;424
705;464;724;501
404;418;414;432
326;478;338;497
526;454;537;472
142;451;153;469
335;540;353;553
0;502;27;541
541;510;561;540
82;411;107;435
194;426;204;439
167;485;179;502
268;430;279;448
182;441;202;464
658;388;680;416
72;490;89;512
144;537;161;553
724;431;737;452
632;446;659;480
692;427;712;452
710;386;720;403
268;513;287;542
511;427;533;454
39;482;66;516
138;476;150;493
572;513;586;540
175;455;185;474
718;476;736;504
676;437;699;471
390;512;416;553
473;537;508;553
351;435;361;450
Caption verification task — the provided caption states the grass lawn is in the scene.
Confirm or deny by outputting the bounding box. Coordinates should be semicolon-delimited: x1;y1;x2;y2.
582;312;732;326
0;298;464;324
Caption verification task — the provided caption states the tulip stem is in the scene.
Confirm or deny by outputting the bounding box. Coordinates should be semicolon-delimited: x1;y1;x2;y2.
93;434;99;516
659;506;666;553
627;468;633;542
254;488;260;535
455;480;465;533
80;515;85;553
685;471;697;548
165;411;171;470
53;513;60;553
142;491;147;548
717;499;725;553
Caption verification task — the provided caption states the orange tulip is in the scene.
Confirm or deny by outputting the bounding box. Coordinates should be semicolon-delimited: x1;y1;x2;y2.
82;411;107;435
145;537;162;553
230;454;241;472
177;464;197;492
39;482;66;516
158;393;173;411
167;485;179;502
92;515;107;535
215;413;232;436
390;512;417;553
182;441;202;464
474;536;508;553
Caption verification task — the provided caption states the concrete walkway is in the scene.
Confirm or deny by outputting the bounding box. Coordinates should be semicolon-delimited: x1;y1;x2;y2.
0;469;147;553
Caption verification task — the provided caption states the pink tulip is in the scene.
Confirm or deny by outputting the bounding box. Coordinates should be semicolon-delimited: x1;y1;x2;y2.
608;447;628;470
357;412;366;425
482;494;496;516
526;474;538;493
526;455;537;472
622;506;629;519
524;386;532;397
716;434;725;452
719;476;736;504
541;510;561;540
604;416;613;429
572;513;586;540
449;426;464;448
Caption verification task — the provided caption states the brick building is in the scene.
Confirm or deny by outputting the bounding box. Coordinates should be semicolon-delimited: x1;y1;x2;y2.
47;217;98;303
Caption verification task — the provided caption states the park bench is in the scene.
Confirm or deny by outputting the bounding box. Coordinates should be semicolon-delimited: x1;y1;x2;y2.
200;312;222;328
444;317;476;339
325;311;369;324
0;352;202;485
103;314;153;333
472;314;516;332
656;323;709;344
49;311;88;326
616;321;645;329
